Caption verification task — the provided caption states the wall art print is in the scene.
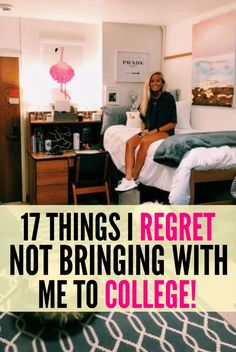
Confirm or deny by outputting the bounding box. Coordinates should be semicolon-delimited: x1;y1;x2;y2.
104;86;120;105
49;47;75;100
116;51;149;83
192;11;236;107
40;40;83;105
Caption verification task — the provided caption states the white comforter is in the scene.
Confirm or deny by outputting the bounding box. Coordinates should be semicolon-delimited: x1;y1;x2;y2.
104;125;236;204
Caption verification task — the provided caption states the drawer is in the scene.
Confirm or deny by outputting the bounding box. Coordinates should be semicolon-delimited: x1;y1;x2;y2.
37;172;68;186
37;159;68;174
37;184;68;204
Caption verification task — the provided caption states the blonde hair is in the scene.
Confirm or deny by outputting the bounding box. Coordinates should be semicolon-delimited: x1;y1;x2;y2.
139;71;166;117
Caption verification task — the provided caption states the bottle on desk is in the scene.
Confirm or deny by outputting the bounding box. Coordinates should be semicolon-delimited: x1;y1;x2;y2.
32;129;44;152
37;138;44;152
73;133;80;151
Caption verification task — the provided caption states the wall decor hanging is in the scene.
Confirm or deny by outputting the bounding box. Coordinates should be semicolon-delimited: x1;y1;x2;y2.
105;86;120;105
40;40;83;106
50;47;75;100
116;51;149;82
192;11;236;107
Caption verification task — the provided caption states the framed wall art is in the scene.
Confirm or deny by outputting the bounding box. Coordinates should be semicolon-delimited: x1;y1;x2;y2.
192;11;236;107
105;86;120;105
116;51;149;83
39;39;83;107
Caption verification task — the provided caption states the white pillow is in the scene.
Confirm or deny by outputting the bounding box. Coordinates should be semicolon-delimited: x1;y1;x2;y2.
176;101;192;129
126;111;142;128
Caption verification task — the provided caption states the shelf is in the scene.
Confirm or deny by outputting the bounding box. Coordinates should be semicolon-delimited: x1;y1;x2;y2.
30;151;76;160
27;111;103;205
30;119;102;124
27;112;103;154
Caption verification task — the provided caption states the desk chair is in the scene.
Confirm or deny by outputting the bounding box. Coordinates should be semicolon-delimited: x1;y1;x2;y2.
72;151;110;205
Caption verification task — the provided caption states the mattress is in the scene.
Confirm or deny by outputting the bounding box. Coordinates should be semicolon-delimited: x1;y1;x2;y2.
104;125;236;204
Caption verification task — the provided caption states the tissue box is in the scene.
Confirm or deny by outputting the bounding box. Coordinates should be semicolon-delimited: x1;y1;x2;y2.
54;112;78;121
92;112;102;121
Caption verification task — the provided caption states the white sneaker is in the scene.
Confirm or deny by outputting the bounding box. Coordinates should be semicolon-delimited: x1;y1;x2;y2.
115;178;138;192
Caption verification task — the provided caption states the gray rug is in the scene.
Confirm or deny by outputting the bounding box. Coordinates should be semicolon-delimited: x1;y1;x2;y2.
0;311;236;351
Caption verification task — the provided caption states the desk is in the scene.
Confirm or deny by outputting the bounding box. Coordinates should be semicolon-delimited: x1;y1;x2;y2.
27;113;103;204
28;151;76;204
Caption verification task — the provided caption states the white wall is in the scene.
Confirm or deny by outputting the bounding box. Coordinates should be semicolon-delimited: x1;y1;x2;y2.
164;4;236;131
20;18;102;112
0;17;20;54
0;17;102;111
0;19;163;110
102;22;163;107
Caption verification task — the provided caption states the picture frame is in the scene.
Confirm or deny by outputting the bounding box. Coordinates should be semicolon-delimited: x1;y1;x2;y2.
192;12;236;107
116;51;149;82
105;86;120;105
40;39;83;105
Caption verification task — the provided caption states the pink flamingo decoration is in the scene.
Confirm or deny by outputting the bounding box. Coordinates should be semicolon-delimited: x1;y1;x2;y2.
49;47;75;100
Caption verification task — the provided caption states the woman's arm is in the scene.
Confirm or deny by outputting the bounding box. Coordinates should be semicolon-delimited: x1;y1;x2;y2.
148;122;176;135
140;121;149;136
141;121;145;131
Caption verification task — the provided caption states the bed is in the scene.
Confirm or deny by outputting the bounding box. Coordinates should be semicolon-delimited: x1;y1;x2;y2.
102;102;236;205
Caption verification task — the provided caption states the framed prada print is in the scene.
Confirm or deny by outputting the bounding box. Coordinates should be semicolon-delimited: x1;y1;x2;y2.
116;51;149;83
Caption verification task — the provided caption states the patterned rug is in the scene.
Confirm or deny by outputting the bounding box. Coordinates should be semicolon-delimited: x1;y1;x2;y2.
0;311;236;352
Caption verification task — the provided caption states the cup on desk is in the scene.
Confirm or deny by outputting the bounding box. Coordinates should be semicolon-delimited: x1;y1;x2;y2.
77;114;84;122
45;139;52;152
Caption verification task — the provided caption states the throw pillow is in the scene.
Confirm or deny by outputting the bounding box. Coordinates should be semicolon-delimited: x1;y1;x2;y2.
100;105;129;135
176;100;192;129
169;89;181;101
126;111;142;128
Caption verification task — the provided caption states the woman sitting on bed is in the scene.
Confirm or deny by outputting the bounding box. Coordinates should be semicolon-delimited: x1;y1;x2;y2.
115;71;177;191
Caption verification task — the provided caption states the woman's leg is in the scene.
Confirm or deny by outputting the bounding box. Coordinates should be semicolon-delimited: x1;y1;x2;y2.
125;134;142;179
132;132;169;180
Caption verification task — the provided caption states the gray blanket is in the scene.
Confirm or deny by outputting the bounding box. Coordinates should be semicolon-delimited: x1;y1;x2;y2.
153;131;236;167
